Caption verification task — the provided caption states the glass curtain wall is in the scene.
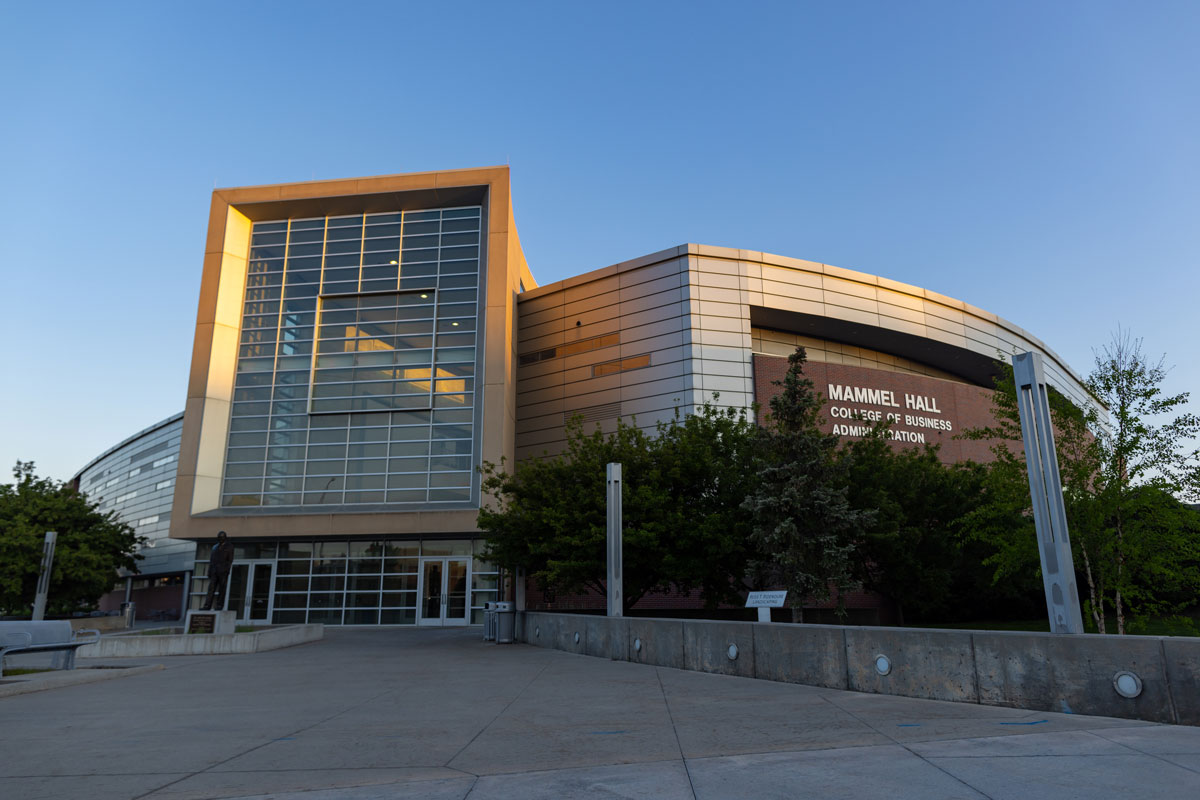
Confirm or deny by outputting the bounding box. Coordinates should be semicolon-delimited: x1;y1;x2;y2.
190;539;499;625
222;207;482;508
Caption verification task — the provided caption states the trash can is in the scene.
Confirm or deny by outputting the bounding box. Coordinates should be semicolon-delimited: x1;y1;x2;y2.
494;601;515;644
482;602;496;642
120;602;136;628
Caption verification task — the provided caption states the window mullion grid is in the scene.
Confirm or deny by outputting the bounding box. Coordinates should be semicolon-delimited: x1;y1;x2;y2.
308;218;330;416
356;218;366;294
429;212;444;400
257;220;294;503
395;213;405;293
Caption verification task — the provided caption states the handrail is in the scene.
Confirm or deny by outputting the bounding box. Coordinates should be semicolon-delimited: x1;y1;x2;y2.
1;631;34;648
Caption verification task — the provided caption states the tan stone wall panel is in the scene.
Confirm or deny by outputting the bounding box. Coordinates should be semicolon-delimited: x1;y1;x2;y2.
566;316;622;340
617;272;681;304
761;264;823;289
565;273;619;303
622;331;684;360
822;275;878;299
619;315;686;346
617;257;686;288
925;314;968;337
517;370;568;394
696;270;741;290
562;372;623;398
516;330;567;355
821;263;875;283
519;318;568;343
564;386;625;412
823;290;879;315
564;291;619;320
515;290;564;315
616;287;684;318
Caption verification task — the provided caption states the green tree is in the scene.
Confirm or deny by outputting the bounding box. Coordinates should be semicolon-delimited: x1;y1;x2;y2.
958;362;1098;624
962;334;1200;634
0;461;144;615
1086;331;1200;633
478;400;760;612
839;433;989;624
743;347;872;621
650;401;764;606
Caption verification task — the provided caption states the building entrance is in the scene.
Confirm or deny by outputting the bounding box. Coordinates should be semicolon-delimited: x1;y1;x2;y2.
226;561;274;623
418;557;470;626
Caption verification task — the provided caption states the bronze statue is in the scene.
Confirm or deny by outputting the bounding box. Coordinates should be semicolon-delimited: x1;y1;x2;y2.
201;531;234;610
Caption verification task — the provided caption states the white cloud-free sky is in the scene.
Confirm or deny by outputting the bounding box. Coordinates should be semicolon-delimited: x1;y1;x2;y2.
2;1;1197;480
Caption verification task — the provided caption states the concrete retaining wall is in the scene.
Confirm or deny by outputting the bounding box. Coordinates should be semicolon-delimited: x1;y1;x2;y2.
518;612;1200;725
77;624;323;658
69;616;129;633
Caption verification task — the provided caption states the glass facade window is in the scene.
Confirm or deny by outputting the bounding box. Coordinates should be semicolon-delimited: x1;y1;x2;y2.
222;207;483;509
73;413;192;580
188;538;499;626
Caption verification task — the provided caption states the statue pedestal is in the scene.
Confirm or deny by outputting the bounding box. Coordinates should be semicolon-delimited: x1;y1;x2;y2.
185;610;236;635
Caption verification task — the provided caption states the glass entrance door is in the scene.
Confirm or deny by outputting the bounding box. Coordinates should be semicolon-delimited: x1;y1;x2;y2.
418;557;469;626
226;561;274;623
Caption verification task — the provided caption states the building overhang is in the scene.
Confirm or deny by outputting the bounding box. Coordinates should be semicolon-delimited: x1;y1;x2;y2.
222;185;489;222
750;306;1002;388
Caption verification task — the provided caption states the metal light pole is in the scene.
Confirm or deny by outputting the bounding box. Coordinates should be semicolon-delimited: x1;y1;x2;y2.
1012;352;1085;634
32;531;58;621
606;463;623;617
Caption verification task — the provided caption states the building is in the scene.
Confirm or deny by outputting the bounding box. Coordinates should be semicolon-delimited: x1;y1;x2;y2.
167;166;1097;625
514;244;1095;464
72;412;192;619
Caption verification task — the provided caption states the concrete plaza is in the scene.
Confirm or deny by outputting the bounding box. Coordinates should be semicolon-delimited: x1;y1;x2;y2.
2;627;1198;799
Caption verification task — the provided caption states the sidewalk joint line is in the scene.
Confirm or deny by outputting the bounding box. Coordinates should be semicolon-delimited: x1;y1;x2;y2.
655;666;698;800
1087;728;1200;776
129;685;401;800
817;693;998;800
443;653;555;768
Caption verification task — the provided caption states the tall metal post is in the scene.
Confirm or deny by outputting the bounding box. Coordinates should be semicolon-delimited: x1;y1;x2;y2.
1012;352;1085;634
606;462;623;617
32;531;58;621
180;570;192;621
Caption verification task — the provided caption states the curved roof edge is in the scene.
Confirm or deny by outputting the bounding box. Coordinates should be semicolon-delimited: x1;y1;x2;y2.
72;411;185;483
520;243;1102;412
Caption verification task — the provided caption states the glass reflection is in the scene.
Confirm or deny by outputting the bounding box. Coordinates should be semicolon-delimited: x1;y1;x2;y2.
226;208;481;509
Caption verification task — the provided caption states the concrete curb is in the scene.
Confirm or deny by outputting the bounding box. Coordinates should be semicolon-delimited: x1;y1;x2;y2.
76;623;323;657
0;663;165;699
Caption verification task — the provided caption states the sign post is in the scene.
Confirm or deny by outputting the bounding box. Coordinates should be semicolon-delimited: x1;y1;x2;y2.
746;590;788;623
1012;351;1085;634
32;531;57;621
606;462;623;617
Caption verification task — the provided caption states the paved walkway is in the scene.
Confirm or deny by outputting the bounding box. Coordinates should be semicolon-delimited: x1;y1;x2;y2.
2;627;1198;799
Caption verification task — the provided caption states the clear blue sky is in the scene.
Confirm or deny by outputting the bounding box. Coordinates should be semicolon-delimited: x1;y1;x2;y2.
2;1;1197;481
